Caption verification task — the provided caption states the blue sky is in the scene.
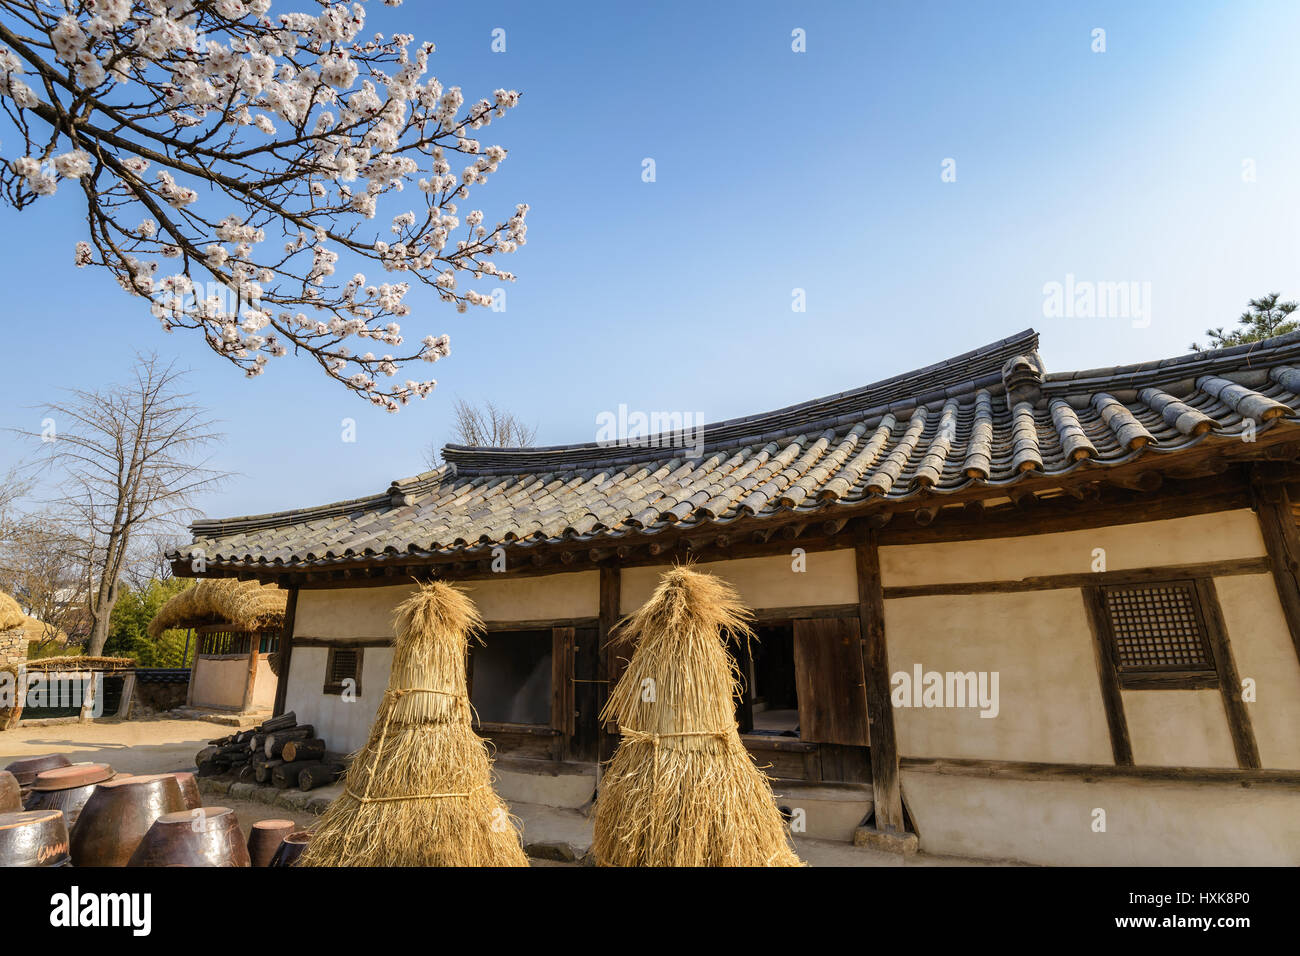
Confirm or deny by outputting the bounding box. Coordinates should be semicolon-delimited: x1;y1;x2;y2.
2;0;1298;521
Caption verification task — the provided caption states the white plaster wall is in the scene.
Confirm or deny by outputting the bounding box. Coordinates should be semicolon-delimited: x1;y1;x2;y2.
902;769;1300;865
284;645;394;755
190;656;247;709
620;550;857;613
251;655;277;710
294;571;599;640
880;510;1266;587
883;590;1115;765
1121;689;1237;768
1214;573;1300;769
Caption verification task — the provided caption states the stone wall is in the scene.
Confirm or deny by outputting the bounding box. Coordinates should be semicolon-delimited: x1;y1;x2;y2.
0;626;25;667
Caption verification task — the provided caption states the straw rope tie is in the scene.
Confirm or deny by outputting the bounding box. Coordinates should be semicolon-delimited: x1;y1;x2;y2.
620;727;735;791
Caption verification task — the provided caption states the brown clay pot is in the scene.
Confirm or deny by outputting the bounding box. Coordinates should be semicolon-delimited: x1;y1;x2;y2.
0;771;22;813
4;753;72;788
26;764;115;829
0;809;71;867
69;773;188;867
268;829;313;867
171;771;202;810
247;818;296;868
128;807;251;867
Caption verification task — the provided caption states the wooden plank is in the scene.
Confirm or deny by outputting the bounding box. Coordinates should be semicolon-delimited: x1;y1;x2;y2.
900;756;1300;788
1250;476;1300;668
855;533;905;832
1081;585;1134;766
551;627;576;749
570;625;601;763
1194;577;1261;770
271;588;298;718
750;603;859;622
240;648;260;713
792;617;870;746
882;557;1270;599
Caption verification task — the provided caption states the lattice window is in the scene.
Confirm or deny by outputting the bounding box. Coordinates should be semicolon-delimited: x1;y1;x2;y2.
323;647;363;696
1101;582;1215;677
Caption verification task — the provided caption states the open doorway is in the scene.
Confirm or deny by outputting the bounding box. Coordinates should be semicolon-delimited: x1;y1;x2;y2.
468;628;553;725
734;623;800;737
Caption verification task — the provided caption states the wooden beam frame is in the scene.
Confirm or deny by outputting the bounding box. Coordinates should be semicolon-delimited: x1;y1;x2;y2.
855;532;906;833
1194;577;1261;769
1249;471;1300;668
1082;585;1134;766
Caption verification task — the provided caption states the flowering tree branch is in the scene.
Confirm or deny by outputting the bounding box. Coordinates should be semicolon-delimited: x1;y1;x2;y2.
0;0;527;410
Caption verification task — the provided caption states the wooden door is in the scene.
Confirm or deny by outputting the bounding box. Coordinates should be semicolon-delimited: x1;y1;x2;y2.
793;617;870;746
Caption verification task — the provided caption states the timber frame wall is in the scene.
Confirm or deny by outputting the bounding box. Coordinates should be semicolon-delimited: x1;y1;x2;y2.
261;461;1300;834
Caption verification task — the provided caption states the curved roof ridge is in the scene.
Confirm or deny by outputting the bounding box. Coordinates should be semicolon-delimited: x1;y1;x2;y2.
442;328;1040;473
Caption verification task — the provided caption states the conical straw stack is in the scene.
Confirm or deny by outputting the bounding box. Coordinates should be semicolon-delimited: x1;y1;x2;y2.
298;581;527;866
593;566;801;866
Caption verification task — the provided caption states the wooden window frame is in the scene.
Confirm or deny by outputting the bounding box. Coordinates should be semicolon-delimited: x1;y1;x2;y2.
323;646;363;697
1095;579;1219;690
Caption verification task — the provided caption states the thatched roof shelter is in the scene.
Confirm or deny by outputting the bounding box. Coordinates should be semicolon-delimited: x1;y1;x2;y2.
148;579;287;639
0;591;24;632
1;655;134;730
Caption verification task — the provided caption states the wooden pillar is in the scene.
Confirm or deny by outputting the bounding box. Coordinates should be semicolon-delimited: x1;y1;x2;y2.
855;532;905;833
596;566;621;765
272;588;299;718
1082;586;1134;766
1249;473;1300;667
240;640;260;714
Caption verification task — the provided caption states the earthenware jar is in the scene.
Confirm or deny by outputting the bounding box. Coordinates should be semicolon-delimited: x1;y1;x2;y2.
26;763;115;828
128;807;251;867
247;818;296;867
268;829;313;867
170;771;202;810
0;809;71;866
70;773;189;867
4;754;72;802
0;771;22;813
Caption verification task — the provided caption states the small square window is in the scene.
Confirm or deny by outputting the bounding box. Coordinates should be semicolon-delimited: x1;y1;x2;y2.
323;647;363;696
1100;582;1217;686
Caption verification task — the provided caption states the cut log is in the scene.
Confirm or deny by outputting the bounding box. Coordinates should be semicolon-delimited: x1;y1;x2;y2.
248;734;267;753
281;739;326;763
255;759;284;785
264;726;315;758
271;763;305;790
257;712;297;734
297;762;345;791
236;763;258;783
195;746;219;766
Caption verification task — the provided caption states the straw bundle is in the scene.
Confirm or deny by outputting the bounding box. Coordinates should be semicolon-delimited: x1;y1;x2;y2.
0;591;23;632
298;581;527;867
593;566;802;866
147;579;286;639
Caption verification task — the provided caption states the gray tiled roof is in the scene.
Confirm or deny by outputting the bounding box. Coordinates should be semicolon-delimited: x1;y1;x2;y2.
184;329;1300;570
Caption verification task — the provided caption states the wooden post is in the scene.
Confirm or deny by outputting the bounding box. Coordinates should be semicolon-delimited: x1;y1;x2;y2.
596;566;621;766
272;588;299;718
240;640;260;714
1249;473;1300;668
855;532;905;833
1082;586;1134;766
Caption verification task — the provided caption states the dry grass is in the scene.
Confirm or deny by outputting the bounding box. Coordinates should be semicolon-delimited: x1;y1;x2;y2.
592;565;802;867
0;591;23;632
298;581;528;867
147;578;286;638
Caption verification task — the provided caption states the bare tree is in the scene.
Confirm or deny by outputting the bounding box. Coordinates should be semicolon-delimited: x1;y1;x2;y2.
427;398;537;467
22;355;227;656
0;1;527;410
120;530;186;592
0;510;91;653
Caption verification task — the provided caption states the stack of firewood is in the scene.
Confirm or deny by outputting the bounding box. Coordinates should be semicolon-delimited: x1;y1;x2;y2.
194;711;345;792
